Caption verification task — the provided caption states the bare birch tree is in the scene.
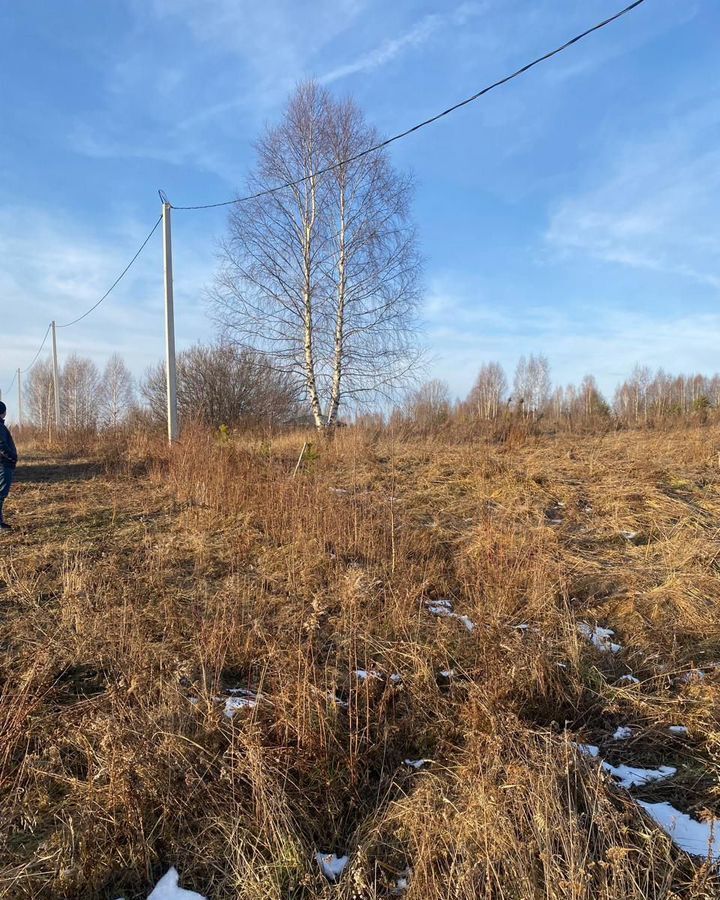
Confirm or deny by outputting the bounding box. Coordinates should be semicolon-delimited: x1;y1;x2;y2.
25;358;55;431
99;354;135;429
211;81;421;428
467;362;507;419
61;354;100;430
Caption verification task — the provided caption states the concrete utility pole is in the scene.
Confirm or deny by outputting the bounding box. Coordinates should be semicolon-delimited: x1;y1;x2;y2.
161;193;178;444
17;369;22;426
51;320;61;431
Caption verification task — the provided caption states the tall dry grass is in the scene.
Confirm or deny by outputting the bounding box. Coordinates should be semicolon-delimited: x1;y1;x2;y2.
0;425;719;897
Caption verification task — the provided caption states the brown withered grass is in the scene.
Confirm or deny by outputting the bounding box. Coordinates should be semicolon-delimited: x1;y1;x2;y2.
1;425;719;898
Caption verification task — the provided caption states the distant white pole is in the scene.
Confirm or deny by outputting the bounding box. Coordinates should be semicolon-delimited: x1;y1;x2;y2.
51;320;61;431
17;369;22;426
162;198;178;444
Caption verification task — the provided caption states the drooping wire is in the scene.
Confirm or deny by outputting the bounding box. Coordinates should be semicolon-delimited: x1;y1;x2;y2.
171;0;646;211
56;214;163;328
21;323;52;374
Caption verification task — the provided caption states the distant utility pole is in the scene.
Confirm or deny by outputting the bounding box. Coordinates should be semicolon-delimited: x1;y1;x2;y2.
160;192;178;444
51;320;61;431
17;369;22;426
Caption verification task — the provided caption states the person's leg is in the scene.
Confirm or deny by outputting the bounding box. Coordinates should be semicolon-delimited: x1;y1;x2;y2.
0;466;12;528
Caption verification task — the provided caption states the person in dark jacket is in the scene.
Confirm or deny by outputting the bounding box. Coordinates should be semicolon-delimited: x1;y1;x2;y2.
0;401;18;530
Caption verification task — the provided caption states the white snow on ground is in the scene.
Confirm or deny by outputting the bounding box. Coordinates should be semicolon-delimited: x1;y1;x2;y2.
439;669;454;678
316;853;349;882
577;623;622;654
146;867;207;899
403;758;430;769
219;690;259;719
354;670;383;682
390;673;403;685
613;726;633;740
576;743;600;758
669;725;689;735
514;624;529;631
456;615;475;632
621;530;639;541
425;600;476;632
391;868;412;894
576;744;676;789
678;669;706;684
223;696;257;717
617;674;640;685
426;599;454;617
637;801;720;861
602;761;676;789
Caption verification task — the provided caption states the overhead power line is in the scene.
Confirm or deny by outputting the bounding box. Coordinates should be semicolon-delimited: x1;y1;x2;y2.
57;214;163;328
21;323;53;374
4;215;161;393
171;0;646;211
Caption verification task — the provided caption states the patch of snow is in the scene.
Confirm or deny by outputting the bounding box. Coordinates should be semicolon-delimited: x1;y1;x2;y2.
556;661;567;668
426;600;475;632
617;674;640;685
602;761;676;790
576;743;600;758
669;725;688;735
403;758;430;769
426;599;454;616
575;744;676;790
222;693;258;718
456;615;476;632
637;800;719;861
514;623;529;631
389;673;403;685
439;669;454;678
391;868;412;894
147;867;207;900
578;622;622;654
316;853;349;883
613;726;633;741
328;692;349;709
621;530;639;541
548;518;563;525
354;669;383;682
678;669;705;684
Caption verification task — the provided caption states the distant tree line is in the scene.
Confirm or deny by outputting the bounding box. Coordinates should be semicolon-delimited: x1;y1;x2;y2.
22;341;302;433
21;342;720;435
397;355;720;431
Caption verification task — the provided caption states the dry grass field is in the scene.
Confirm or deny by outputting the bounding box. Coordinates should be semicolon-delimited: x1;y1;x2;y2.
1;425;720;898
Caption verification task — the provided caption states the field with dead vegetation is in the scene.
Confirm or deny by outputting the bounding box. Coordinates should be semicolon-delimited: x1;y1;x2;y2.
1;425;719;899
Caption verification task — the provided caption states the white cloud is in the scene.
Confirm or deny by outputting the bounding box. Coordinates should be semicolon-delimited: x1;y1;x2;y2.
422;275;720;401
321;4;487;84
0;205;216;392
545;99;720;288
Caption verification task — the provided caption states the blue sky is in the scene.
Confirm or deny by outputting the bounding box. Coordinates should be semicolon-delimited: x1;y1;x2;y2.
2;0;719;413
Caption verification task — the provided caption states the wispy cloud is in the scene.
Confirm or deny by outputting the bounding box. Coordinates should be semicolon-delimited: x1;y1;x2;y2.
0;205;215;386
422;274;720;401
321;3;486;84
545;99;720;289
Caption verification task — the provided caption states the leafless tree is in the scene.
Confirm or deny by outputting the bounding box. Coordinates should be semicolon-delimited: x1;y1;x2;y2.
467;362;507;419
61;354;100;430
513;354;551;419
141;343;300;428
405;378;451;428
211;81;422;429
25;358;55;431
99;354;135;429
